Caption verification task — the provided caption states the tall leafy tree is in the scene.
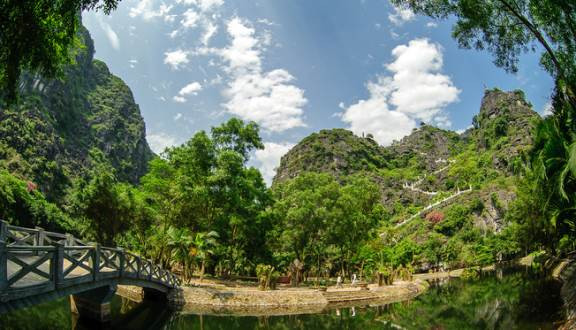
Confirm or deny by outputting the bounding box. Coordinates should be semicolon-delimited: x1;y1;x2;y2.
270;172;383;279
0;0;121;102
140;119;271;276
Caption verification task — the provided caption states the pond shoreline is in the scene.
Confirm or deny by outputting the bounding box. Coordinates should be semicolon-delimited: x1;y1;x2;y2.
178;280;429;315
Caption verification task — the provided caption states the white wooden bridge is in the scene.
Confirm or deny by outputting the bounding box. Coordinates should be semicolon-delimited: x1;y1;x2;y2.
0;221;181;321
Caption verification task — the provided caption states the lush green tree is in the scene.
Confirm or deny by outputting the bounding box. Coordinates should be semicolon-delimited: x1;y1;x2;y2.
0;0;121;102
139;119;271;276
508;118;576;254
329;175;383;275
70;165;140;246
270;172;383;280
271;173;339;272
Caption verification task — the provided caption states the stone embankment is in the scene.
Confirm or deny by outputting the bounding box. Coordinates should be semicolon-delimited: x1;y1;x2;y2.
179;280;428;314
553;258;576;329
118;280;428;316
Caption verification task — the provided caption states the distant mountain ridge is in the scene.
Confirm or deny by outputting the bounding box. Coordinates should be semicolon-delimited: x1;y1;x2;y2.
274;89;539;184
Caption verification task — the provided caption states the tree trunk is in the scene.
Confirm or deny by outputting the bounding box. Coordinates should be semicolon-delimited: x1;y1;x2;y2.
200;259;205;282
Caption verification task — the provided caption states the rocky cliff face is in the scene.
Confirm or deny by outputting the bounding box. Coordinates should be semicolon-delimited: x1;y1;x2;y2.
471;89;540;172
0;26;153;201
273;128;391;184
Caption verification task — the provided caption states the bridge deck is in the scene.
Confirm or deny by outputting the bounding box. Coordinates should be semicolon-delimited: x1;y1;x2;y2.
0;221;181;312
7;255;114;288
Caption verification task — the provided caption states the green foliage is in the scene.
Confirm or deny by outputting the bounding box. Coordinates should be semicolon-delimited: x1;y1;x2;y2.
138;119;271;276
434;205;470;236
0;26;153;205
0;0;121;102
69;162;147;246
256;264;278;290
273;129;391;183
0;169;73;231
508;110;576;255
269;172;382;278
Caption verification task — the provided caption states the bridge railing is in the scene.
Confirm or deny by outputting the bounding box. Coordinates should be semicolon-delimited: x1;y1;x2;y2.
0;221;181;302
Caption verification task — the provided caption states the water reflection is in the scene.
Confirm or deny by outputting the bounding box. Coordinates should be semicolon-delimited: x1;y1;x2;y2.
0;267;565;330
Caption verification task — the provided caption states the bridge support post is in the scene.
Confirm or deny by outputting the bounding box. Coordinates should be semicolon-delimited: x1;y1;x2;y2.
0;221;8;242
71;285;117;323
0;241;7;293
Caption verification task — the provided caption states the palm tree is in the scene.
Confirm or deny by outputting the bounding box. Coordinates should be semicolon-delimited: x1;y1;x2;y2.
167;226;194;283
529;115;576;253
191;231;219;282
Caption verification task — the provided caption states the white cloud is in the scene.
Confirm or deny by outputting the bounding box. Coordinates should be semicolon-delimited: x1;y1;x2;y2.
164;49;189;70
169;30;180;38
257;18;276;26
173;96;187;103
218;18;262;71
386;39;460;121
342;81;417;146
342;39;460;145
426;22;438;28
181;9;200;28
174;113;183;121
129;0;173;21
254;142;294;186
542;101;553;117
177;0;224;12
169;1;222;46
147;132;178;154
201;21;218;45
129;59;138;68
456;125;474;134
193;0;224;12
206;18;306;132
98;18;120;50
388;5;415;26
173;82;203;103
180;82;203;95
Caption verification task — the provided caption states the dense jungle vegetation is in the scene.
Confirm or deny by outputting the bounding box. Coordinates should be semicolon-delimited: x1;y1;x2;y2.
0;0;575;285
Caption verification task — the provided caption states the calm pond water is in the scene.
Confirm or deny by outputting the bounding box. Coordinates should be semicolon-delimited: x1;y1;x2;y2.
0;268;565;330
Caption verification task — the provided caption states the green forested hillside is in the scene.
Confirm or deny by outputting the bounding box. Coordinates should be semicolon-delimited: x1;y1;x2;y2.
0;25;153;205
272;89;542;271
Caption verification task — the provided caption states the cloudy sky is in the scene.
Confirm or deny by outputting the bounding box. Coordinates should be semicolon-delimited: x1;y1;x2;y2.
83;0;553;184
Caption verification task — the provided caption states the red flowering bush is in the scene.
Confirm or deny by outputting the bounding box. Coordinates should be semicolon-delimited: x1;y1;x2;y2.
425;210;445;224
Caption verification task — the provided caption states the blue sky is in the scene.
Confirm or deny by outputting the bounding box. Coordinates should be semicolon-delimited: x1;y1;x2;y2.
83;0;554;184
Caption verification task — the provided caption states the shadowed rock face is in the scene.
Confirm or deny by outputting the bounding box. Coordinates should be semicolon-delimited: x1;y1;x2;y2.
0;25;153;201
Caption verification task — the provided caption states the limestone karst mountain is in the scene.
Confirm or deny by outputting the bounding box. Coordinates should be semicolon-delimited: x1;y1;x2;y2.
0;26;153;202
273;89;542;269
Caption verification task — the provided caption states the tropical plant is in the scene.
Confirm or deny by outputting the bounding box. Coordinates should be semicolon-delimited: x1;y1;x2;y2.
191;231;219;282
167;227;194;283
